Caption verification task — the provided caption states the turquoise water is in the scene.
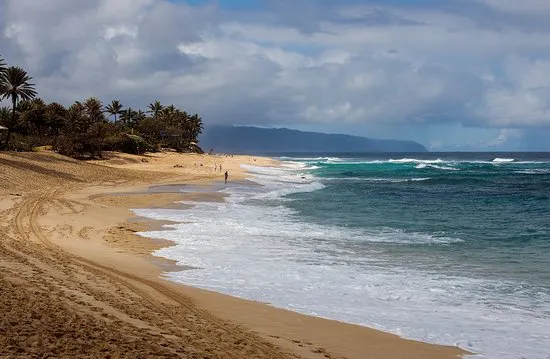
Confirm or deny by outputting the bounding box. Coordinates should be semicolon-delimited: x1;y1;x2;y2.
286;154;550;288
137;152;550;359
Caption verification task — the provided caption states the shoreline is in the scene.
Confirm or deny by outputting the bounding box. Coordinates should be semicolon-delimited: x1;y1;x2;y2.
98;183;471;359
0;151;470;359
103;156;471;358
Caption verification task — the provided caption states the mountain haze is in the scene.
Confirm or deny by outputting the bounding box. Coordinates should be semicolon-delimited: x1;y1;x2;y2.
200;126;428;153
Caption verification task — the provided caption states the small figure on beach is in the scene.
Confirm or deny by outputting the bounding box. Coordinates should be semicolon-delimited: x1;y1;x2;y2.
224;171;228;184
215;164;218;171
219;164;222;172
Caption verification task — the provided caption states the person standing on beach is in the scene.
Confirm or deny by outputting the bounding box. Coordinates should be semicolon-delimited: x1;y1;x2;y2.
224;171;228;184
219;164;222;172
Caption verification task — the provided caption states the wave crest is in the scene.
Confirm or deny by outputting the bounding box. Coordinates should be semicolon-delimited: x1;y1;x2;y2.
492;158;515;163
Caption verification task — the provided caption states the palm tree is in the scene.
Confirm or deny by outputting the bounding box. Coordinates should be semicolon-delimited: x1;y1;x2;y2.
105;100;122;124
0;55;6;73
120;107;136;127
188;113;203;141
0;106;11;150
60;103;85;156
161;104;177;117
83;97;104;123
66;102;85;133
127;109;147;134
147;101;164;117
0;106;10;127
0;66;37;148
44;102;67;139
136;109;146;121
19;98;47;134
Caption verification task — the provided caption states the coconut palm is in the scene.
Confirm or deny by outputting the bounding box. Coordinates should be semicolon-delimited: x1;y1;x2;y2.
161;104;177;117
44;102;67;139
19;98;47;134
105;100;123;124
65;102;85;133
83;97;104;124
136;109;146;121
188;113;203;141
0;55;6;73
119;107;136;127
0;106;10;126
147;100;164;117
0;66;37;147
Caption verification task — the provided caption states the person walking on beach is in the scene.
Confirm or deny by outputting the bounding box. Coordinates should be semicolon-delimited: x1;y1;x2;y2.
224;171;228;184
219;164;222;172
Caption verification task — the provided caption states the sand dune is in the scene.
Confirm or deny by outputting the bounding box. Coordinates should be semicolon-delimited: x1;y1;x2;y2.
0;151;468;359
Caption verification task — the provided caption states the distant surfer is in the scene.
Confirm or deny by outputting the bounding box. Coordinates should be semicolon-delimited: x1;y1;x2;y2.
224;171;228;184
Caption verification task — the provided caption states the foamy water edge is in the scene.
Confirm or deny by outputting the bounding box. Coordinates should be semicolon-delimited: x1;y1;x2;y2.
133;159;550;359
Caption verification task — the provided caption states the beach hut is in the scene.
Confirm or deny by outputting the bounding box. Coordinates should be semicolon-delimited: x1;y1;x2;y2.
0;125;7;131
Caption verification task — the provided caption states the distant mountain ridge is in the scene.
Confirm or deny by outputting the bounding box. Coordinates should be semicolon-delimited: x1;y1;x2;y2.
200;126;428;153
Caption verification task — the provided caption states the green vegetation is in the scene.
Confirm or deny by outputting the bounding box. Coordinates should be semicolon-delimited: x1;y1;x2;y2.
0;54;203;157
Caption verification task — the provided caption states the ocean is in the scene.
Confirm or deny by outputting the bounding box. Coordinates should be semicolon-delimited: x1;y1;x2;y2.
134;152;550;359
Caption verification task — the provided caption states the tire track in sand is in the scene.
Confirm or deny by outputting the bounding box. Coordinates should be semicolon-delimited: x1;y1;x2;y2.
19;192;299;359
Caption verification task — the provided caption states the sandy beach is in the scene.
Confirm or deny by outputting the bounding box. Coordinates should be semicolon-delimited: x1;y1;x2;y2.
0;151;469;359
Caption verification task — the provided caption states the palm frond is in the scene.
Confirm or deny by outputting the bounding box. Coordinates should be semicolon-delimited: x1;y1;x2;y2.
0;55;6;73
83;97;104;123
147;100;164;116
0;66;37;102
105;100;122;115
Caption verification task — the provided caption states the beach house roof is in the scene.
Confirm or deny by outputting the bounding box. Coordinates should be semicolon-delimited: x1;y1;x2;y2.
0;125;8;131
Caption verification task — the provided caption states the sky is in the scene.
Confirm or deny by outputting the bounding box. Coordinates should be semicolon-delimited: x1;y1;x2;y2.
1;0;550;151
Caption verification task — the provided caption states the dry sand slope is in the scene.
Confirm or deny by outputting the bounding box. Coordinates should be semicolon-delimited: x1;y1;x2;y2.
0;151;467;359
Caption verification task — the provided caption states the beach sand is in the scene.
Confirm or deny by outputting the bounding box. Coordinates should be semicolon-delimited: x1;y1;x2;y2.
0;151;469;359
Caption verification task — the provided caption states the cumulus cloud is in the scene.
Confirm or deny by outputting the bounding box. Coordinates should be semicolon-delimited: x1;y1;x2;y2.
1;0;550;144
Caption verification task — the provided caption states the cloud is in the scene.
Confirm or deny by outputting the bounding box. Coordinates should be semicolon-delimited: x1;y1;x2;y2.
477;57;550;127
1;0;550;149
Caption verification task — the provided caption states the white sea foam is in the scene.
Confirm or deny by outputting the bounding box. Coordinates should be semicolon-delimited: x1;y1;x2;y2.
284;156;549;167
430;165;459;171
278;156;347;163
492;158;515;163
278;156;321;161
389;158;446;164
317;160;385;165
134;162;550;359
324;177;432;184
416;163;459;171
515;169;550;175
